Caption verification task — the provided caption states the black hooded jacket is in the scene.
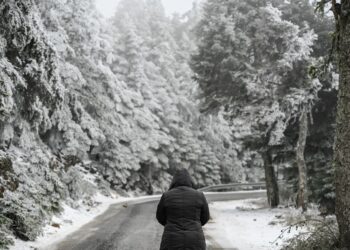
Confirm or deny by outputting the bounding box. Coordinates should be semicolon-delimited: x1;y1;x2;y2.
156;169;210;250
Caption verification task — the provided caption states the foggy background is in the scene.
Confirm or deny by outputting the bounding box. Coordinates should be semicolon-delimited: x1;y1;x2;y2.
95;0;199;17
1;0;344;249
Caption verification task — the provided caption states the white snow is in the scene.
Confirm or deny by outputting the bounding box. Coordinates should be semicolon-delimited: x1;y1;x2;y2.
10;193;161;250
204;198;303;250
10;194;308;250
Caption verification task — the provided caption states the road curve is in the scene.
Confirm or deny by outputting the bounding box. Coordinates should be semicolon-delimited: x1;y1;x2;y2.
50;190;266;250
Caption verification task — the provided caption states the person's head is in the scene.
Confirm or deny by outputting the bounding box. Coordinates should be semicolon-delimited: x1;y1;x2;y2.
169;168;195;190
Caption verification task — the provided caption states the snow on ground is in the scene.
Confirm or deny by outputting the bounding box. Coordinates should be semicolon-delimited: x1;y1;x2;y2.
10;191;312;250
10;193;161;250
205;198;305;250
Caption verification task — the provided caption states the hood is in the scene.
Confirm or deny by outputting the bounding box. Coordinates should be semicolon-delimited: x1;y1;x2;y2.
169;168;195;190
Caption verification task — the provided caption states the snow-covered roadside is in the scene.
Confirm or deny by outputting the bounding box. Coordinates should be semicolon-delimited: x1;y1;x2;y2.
10;193;161;250
205;198;305;250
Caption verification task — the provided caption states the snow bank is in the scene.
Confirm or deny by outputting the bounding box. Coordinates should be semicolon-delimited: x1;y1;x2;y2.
205;198;303;250
10;193;161;250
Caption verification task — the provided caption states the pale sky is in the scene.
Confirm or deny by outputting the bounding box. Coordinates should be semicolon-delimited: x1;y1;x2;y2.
95;0;198;18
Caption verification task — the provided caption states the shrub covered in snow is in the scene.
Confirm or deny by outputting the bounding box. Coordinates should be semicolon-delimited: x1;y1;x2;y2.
281;217;339;250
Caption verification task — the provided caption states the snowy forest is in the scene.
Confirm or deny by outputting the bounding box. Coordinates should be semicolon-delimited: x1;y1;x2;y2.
1;0;349;249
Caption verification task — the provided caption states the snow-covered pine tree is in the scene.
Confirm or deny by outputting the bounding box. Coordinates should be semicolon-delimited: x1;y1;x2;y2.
263;0;337;211
191;0;317;207
0;0;68;243
111;0;241;187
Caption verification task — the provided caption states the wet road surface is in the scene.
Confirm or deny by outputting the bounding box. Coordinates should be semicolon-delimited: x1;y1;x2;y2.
51;190;266;250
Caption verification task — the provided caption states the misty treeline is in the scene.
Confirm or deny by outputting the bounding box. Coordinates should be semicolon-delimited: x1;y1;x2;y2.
0;0;342;248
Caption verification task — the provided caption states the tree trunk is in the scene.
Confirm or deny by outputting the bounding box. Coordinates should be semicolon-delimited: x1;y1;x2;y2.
296;110;308;212
261;121;279;208
140;163;153;195
334;1;350;247
262;149;279;208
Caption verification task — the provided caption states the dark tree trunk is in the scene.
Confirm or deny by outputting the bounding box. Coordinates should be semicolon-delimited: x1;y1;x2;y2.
296;110;308;212
261;121;279;208
262;149;279;208
140;163;153;195
334;1;350;247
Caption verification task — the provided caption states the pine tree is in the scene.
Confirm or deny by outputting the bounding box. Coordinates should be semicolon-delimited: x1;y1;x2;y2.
0;0;68;242
272;0;336;210
191;0;317;207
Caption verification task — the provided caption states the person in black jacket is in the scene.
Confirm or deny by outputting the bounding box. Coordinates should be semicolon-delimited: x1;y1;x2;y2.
156;168;210;250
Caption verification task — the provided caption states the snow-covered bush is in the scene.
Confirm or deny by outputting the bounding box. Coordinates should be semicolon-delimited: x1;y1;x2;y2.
281;217;339;250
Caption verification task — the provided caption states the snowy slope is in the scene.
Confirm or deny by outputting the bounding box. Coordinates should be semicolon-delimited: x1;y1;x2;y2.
205;198;303;250
10;194;161;250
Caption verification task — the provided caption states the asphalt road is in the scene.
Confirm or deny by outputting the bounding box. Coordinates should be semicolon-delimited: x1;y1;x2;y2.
50;190;266;250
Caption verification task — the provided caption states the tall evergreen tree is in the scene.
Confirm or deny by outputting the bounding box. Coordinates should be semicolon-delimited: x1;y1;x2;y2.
0;0;67;242
191;0;316;207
